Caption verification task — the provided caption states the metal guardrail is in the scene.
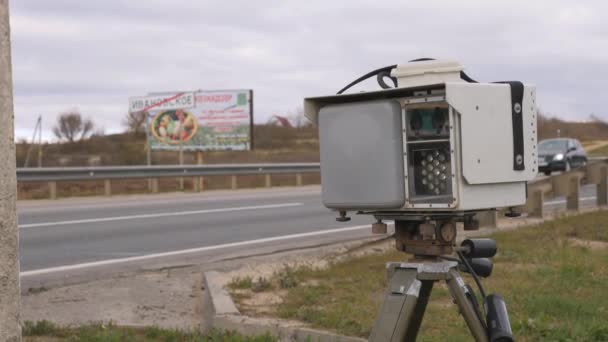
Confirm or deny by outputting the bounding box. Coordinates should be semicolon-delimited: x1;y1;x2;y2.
17;163;321;182
525;159;608;218
16;159;608;214
17;163;321;199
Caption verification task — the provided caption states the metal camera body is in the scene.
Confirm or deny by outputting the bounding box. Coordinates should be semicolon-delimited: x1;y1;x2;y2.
305;60;538;218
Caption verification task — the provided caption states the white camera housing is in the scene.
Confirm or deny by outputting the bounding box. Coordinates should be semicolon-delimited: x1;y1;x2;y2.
305;60;538;212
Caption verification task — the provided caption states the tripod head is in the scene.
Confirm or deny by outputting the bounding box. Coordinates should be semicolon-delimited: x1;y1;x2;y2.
370;211;488;256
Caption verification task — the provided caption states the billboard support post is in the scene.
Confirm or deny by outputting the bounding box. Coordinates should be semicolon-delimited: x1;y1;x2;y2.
144;111;153;192
178;149;184;190
178;124;184;190
249;89;254;150
196;151;204;192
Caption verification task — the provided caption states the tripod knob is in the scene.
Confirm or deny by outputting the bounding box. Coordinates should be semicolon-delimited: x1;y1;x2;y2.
459;258;493;277
461;239;497;258
336;211;351;222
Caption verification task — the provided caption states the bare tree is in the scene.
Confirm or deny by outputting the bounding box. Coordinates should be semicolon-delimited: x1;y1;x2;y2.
123;111;148;134
53;111;95;142
290;107;309;128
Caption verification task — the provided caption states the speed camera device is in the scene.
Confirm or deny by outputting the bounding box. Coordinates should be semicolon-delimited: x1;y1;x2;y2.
305;60;537;217
306;60;525;342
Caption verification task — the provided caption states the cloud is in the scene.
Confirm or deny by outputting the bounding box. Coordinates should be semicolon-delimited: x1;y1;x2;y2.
7;0;608;140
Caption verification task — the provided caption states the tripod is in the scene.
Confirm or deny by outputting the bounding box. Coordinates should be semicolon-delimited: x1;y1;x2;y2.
367;217;512;342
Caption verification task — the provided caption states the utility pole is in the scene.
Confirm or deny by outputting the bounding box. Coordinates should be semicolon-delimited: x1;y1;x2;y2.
0;0;22;341
24;115;41;167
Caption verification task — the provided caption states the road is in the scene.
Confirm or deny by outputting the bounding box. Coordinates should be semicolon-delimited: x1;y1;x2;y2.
18;187;372;280
17;183;598;287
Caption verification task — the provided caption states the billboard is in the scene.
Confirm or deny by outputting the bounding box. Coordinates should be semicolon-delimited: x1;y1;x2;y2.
145;90;253;151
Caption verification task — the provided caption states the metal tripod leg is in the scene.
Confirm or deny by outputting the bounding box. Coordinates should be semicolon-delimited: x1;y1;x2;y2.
446;270;489;342
402;280;433;341
368;266;426;342
369;261;490;342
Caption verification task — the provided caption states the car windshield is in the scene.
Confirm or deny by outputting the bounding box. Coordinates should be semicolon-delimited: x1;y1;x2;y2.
539;139;568;153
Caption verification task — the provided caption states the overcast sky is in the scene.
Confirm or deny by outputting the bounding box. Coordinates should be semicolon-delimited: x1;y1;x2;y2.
8;0;608;140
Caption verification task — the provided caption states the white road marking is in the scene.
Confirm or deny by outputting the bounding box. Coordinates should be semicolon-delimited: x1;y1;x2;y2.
544;196;596;206
20;223;376;277
19;203;303;229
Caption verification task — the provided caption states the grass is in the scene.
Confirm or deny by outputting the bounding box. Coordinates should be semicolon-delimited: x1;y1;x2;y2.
22;321;277;342
233;210;608;341
227;276;254;290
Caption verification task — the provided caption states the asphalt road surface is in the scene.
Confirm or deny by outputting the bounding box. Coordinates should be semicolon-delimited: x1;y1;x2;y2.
17;183;598;284
18;187;370;273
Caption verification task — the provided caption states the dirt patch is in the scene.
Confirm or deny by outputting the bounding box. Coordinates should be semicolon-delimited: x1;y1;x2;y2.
21;267;204;330
239;290;287;316
568;237;608;251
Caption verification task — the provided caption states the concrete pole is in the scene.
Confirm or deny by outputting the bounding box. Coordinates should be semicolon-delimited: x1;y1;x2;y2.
0;1;22;341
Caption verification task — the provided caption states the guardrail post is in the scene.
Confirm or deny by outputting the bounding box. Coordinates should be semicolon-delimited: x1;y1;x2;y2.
231;175;238;190
296;173;303;187
598;166;608;206
526;189;544;218
151;178;159;193
194;176;204;192
104;179;112;196
48;181;57;199
265;174;271;188
566;175;580;211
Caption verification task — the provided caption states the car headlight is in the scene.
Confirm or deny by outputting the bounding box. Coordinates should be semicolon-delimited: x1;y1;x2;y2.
553;153;564;161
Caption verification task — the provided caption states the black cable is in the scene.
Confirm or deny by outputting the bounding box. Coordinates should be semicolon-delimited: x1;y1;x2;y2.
336;65;397;94
460;71;479;83
457;251;487;299
335;58;480;95
376;70;398;89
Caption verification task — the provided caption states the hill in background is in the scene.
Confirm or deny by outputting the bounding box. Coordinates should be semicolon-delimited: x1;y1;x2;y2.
16;124;319;167
15;115;608;167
